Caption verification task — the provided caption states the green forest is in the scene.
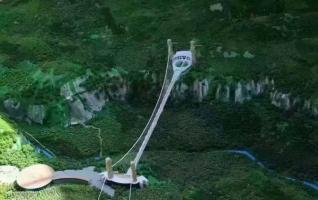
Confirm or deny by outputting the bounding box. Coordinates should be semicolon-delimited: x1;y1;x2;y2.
0;0;317;199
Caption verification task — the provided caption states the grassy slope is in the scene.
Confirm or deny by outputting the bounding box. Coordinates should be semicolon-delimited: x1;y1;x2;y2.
7;151;318;200
0;106;312;199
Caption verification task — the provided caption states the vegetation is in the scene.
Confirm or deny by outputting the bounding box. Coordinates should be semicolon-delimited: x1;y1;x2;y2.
0;0;317;199
0;115;16;154
0;114;46;169
5;151;318;200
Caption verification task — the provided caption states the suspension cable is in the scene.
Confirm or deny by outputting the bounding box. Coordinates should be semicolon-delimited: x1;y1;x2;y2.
111;48;171;168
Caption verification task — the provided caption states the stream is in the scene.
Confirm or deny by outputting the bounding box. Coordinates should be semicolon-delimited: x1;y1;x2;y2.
227;150;318;191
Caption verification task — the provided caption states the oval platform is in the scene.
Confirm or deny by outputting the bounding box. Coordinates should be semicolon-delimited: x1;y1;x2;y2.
16;164;54;190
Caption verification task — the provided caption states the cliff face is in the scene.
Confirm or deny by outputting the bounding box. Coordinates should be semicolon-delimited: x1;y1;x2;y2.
1;0;318;101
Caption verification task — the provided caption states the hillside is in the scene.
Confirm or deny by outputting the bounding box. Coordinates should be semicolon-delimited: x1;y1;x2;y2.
0;0;317;199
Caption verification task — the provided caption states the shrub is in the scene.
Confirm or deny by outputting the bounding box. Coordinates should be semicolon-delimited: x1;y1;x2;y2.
0;144;43;168
0;185;12;200
0;116;17;154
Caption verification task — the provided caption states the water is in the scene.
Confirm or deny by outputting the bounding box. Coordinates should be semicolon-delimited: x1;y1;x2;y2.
228;150;318;191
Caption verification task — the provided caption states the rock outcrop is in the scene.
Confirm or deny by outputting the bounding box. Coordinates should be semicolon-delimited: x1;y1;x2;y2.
60;77;107;125
107;79;129;101
3;99;46;124
193;79;209;102
27;105;46;125
3;99;25;120
172;73;318;116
